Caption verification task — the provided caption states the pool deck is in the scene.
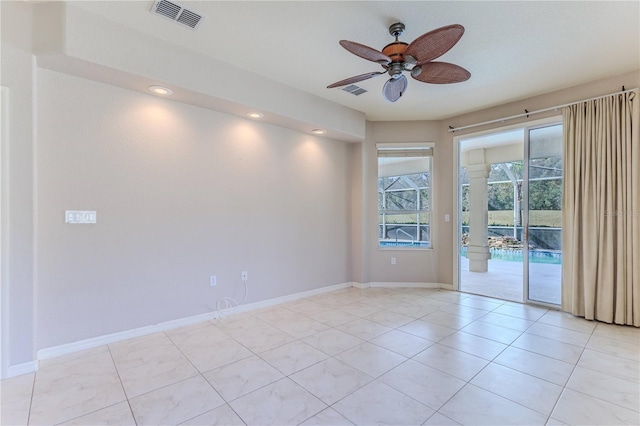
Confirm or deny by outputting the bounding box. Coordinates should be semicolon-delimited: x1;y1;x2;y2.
460;256;562;304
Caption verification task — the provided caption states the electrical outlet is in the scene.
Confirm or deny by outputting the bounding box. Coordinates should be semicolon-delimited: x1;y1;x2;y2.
241;271;248;281
209;275;217;286
391;257;397;265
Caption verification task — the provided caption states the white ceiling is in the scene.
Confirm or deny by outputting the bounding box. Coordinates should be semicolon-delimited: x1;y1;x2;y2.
73;1;639;121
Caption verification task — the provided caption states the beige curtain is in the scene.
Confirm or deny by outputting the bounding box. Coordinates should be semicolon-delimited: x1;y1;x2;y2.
562;91;639;326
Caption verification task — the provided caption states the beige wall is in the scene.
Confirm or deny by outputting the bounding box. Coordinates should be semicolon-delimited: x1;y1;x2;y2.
1;1;36;373
349;142;365;283
358;121;443;284
33;2;366;142
2;0;638;375
35;69;351;349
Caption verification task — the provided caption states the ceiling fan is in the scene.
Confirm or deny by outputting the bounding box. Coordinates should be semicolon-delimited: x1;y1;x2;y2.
327;22;471;102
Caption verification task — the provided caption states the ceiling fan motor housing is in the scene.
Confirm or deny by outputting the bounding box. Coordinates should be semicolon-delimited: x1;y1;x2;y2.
384;23;409;92
388;62;405;79
382;41;408;64
383;22;411;79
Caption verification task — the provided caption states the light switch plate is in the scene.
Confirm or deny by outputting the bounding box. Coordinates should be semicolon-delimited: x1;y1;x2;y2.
65;210;97;224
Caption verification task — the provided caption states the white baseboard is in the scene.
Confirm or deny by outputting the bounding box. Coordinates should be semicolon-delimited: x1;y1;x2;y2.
37;310;220;361
35;281;454;363
353;282;444;289
369;282;442;288
6;361;38;378
36;281;353;362
234;282;353;314
352;282;370;289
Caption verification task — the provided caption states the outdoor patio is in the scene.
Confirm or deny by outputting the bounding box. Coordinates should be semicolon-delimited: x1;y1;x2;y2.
460;256;562;305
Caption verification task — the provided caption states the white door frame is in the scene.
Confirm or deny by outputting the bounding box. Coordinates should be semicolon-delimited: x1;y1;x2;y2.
453;115;561;305
523;122;564;308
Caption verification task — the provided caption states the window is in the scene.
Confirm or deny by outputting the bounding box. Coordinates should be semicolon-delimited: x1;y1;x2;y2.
377;143;433;248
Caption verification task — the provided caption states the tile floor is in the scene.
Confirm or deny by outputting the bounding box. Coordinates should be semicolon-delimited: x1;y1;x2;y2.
1;287;639;425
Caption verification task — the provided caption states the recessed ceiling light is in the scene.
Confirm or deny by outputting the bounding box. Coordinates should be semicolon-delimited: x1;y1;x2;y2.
246;112;263;119
148;85;173;96
311;129;326;135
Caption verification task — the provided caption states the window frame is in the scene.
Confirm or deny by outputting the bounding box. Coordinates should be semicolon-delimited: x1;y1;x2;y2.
377;143;434;249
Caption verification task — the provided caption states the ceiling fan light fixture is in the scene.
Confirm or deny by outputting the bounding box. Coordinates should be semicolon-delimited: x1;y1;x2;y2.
383;74;408;103
411;66;423;78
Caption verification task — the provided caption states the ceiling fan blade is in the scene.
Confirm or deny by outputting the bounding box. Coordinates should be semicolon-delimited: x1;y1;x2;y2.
327;71;385;88
411;61;471;84
383;75;408;102
405;24;465;65
339;40;391;65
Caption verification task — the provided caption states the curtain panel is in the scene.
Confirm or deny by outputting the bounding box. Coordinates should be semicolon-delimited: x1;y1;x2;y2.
562;91;639;326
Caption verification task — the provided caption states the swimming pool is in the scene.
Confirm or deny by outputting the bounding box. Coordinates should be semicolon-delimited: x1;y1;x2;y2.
460;247;562;264
380;243;561;264
380;241;430;248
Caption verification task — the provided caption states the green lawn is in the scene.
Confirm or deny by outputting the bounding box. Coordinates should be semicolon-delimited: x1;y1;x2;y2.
462;210;562;227
381;213;429;224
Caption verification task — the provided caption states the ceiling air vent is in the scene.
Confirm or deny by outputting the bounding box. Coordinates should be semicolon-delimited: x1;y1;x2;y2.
151;0;204;30
342;84;368;96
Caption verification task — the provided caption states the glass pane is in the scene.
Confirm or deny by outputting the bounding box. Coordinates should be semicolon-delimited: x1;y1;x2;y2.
419;213;430;243
419;188;430;210
488;182;515;211
459;130;527;303
527;124;563;305
489;161;523;183
378;155;431;248
386;190;417;210
383;213;417;225
419;225;430;242
381;218;414;239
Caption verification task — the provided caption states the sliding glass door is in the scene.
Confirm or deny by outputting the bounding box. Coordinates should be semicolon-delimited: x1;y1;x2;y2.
458;121;563;306
524;124;563;305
